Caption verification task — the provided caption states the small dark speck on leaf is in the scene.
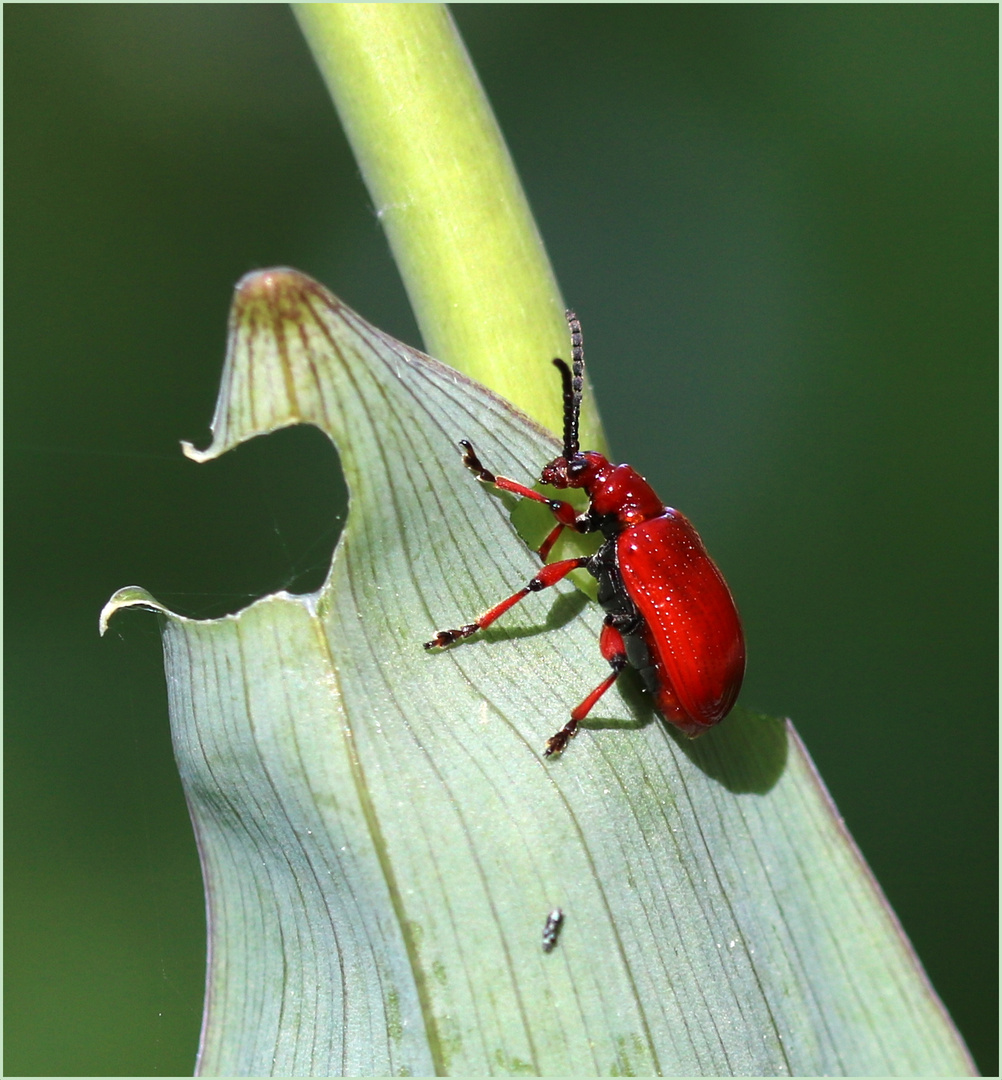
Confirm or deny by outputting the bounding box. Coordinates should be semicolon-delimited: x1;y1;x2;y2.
542;908;564;952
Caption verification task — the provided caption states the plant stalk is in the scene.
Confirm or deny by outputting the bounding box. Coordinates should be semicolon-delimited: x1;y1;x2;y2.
293;2;604;450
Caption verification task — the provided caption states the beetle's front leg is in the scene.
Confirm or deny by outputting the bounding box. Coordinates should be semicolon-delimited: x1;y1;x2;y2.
459;440;582;558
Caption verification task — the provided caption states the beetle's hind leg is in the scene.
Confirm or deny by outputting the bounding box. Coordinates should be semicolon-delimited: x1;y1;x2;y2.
545;620;628;756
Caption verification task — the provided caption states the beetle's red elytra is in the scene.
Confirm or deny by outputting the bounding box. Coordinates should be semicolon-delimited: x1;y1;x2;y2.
425;312;745;756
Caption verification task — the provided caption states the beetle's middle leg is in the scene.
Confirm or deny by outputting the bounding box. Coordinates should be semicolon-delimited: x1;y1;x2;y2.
424;556;590;649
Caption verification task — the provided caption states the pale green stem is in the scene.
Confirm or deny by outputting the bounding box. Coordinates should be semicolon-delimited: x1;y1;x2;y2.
293;2;604;451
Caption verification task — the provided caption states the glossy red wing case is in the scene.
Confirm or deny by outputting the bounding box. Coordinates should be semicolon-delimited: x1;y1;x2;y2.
617;509;745;734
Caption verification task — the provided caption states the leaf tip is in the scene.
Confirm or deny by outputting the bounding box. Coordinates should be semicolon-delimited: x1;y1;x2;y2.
187;266;349;464
233;265;336;323
99;585;179;635
180;438;210;463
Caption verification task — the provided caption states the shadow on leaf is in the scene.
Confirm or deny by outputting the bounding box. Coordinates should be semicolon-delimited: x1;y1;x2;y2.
668;707;788;795
468;588;590;644
581;669;788;794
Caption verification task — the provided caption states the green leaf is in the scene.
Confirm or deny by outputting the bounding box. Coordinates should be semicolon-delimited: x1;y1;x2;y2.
102;269;973;1076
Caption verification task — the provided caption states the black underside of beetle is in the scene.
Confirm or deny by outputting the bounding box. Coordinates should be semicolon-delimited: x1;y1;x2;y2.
587;534;661;699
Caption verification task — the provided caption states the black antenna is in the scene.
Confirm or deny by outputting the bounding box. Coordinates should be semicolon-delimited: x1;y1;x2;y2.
553;309;584;459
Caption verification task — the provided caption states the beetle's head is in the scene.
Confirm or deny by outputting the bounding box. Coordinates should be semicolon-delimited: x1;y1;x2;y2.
540;450;609;490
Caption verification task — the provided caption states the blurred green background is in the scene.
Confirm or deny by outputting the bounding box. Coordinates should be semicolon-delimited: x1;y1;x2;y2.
5;5;995;1075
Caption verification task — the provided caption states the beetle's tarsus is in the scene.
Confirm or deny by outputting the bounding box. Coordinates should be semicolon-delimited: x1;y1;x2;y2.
544;724;577;757
424;624;478;649
459;440;496;484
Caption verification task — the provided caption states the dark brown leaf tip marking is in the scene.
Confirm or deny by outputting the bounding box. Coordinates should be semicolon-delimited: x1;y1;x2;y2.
184;266;357;464
234;266;342;318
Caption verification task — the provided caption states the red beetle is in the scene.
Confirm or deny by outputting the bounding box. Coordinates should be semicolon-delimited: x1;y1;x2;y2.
425;312;745;756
